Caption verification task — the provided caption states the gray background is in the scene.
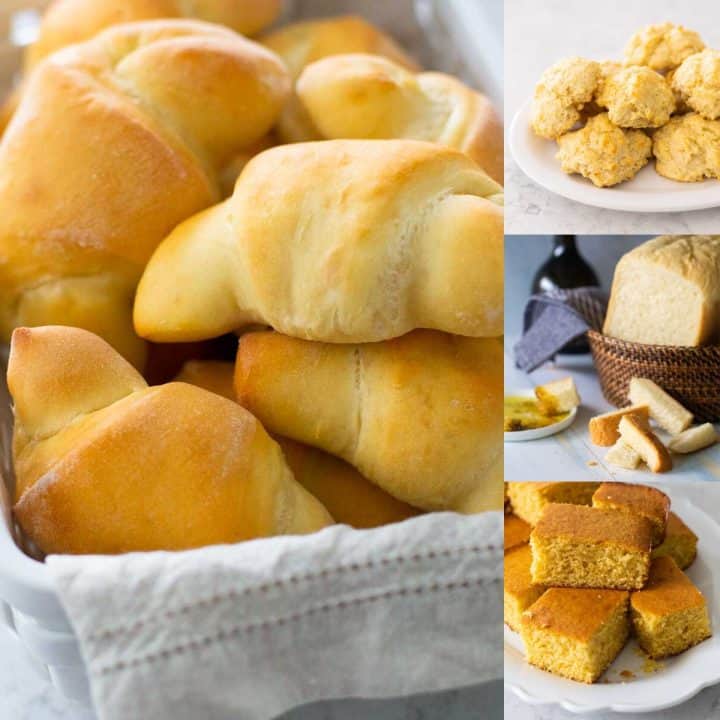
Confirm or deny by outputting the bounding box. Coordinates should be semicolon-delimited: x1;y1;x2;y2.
505;236;652;339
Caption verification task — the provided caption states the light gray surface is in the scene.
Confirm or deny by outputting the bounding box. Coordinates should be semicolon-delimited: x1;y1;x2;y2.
504;236;651;339
505;0;720;234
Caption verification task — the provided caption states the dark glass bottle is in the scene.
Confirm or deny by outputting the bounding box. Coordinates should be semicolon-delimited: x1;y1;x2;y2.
531;236;600;354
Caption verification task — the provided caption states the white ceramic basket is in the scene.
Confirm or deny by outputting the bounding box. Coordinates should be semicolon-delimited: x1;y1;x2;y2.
0;0;503;708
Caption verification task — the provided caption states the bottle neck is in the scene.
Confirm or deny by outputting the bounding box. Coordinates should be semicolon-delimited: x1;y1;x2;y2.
552;236;578;256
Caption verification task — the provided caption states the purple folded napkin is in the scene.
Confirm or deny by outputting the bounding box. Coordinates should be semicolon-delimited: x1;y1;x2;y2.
513;287;608;372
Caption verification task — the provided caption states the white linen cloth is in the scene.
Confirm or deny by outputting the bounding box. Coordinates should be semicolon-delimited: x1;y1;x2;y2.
47;511;502;720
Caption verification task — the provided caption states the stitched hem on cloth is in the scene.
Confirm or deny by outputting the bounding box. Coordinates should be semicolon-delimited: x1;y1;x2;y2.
87;543;499;641
96;574;500;676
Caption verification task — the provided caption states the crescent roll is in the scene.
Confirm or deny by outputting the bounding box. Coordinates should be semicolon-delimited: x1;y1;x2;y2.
297;54;503;183
9;327;332;555
260;15;419;142
134;139;504;345
234;330;504;513
174;360;421;529
0;20;289;368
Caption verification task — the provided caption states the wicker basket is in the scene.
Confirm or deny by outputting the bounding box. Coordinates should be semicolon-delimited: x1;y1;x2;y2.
588;330;720;423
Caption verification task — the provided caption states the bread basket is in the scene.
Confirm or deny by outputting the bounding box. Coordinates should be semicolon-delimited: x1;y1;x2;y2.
587;330;720;423
0;1;503;712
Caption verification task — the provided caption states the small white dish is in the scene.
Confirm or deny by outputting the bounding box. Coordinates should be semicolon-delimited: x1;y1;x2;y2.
504;388;577;443
509;99;720;214
505;494;720;714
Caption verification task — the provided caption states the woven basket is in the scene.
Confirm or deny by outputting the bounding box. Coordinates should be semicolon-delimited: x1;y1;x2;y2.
587;330;720;423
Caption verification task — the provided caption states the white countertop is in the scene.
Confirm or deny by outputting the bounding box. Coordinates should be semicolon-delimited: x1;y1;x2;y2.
505;0;720;234
505;483;720;718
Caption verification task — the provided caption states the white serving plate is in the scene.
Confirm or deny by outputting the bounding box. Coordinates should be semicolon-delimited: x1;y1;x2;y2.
504;388;578;443
505;492;720;714
509;99;720;213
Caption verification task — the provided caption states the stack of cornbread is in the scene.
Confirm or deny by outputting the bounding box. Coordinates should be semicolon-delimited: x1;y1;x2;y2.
504;482;712;684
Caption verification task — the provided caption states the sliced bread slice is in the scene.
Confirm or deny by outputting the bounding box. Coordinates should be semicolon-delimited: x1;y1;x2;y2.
628;378;693;435
619;415;672;473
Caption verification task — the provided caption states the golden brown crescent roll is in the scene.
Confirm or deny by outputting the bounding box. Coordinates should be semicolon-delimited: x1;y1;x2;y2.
297;54;503;183
9;326;332;555
0;20;289;369
1;0;284;132
27;0;283;69
260;15;418;142
174;360;422;528
134;140;503;345
234;330;503;514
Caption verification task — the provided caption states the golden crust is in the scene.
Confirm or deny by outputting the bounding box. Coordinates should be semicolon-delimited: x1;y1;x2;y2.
631;556;706;616
27;0;283;71
556;113;651;187
134;139;503;344
653;113;720;181
624;23;705;73
505;514;532;551
672;49;720;121
10;326;332;554
260;15;419;143
173;359;421;529
601;67;675;128
297;54;503;183
532;503;653;553
234;330;503;513
592;482;670;546
521;587;629;643
530;57;600;139
0;20;289;368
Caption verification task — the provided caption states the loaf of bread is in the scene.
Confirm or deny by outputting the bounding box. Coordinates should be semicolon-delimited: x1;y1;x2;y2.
589;405;650;446
9;327;332;555
174;360;422;529
134;140;503;344
0;20;289;368
260;15;419;142
618;415;672;473
628;378;693;435
234;330;503;513
297;54;503;182
604;236;720;346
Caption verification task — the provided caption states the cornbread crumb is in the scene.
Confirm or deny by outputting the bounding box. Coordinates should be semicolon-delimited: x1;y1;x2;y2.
651;512;698;570
504;545;546;632
531;503;652;590
506;482;599;526
520;588;630;683
592;482;670;547
631;557;712;659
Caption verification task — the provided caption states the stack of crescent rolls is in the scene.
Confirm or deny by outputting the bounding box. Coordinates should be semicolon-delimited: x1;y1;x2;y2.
1;0;504;555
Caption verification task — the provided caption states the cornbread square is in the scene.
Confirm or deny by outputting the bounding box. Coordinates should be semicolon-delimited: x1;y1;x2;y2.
506;482;599;526
520;588;630;683
531;504;653;590
592;482;670;547
631;556;712;659
652;512;698;570
504;545;546;632
505;514;532;552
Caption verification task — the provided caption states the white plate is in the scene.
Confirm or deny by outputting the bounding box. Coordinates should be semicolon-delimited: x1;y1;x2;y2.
505;493;720;714
509;99;720;213
504;388;577;443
